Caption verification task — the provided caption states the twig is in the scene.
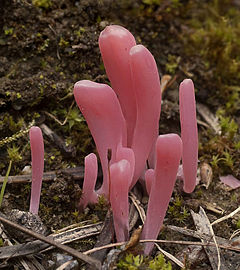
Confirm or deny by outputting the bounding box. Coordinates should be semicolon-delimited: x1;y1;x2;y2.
43;100;74;126
56;260;75;270
0;215;101;270
211;206;240;226
230;229;240;240
0;223;35;270
129;192;146;224
84;238;240;256
0;167;85;184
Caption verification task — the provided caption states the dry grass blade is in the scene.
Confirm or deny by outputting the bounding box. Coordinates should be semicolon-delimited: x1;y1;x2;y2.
129;192;146;223
196;103;221;134
154;243;184;268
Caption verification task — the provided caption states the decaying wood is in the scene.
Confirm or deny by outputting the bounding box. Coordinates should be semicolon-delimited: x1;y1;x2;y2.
0;215;102;269
0;221;102;259
0;223;34;270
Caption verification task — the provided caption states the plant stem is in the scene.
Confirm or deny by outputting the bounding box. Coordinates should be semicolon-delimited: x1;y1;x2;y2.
0;160;12;208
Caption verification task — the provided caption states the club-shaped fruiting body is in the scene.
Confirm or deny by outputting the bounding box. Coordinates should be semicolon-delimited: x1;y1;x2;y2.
179;79;198;193
29;126;44;215
141;134;182;254
73;25;198;252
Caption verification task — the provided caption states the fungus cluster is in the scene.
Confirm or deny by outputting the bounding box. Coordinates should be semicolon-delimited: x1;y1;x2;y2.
26;25;197;255
73;25;198;254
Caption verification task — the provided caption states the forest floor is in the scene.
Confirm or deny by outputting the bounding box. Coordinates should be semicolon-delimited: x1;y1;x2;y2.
0;0;240;269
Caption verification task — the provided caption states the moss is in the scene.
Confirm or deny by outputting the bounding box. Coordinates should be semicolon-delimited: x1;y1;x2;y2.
58;37;69;48
32;0;52;9
168;196;189;225
4;28;14;36
236;219;240;229
182;1;240;109
165;54;180;74
117;253;172;270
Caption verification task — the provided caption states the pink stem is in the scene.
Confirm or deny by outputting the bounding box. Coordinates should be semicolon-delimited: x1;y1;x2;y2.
141;134;182;254
145;169;154;195
115;144;135;185
109;159;131;242
179;79;198;193
79;153;98;211
29;126;44;215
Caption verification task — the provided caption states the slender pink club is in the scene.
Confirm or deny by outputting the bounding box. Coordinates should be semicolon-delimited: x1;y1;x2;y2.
179;79;198;193
99;25;136;146
141;134;182;254
74;80;127;197
79;153;98;211
109;159;131;242
129;45;161;188
29;126;44;215
115;144;135;182
145;169;154;195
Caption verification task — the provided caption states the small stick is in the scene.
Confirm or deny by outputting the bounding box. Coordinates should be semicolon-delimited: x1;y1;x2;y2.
0;215;101;270
83;239;240;255
129;192;145;224
211;206;240;226
0;167;85;184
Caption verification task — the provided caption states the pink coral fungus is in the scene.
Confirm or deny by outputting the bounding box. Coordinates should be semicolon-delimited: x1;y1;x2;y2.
29;126;44;215
179;79;198;193
74;80;127;197
73;25;198;251
79;153;98;211
99;25;136;146
141;134;182;254
110;159;131;242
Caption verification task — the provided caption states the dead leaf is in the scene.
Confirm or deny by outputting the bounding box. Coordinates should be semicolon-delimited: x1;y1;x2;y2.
123;226;142;252
200;162;213;189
